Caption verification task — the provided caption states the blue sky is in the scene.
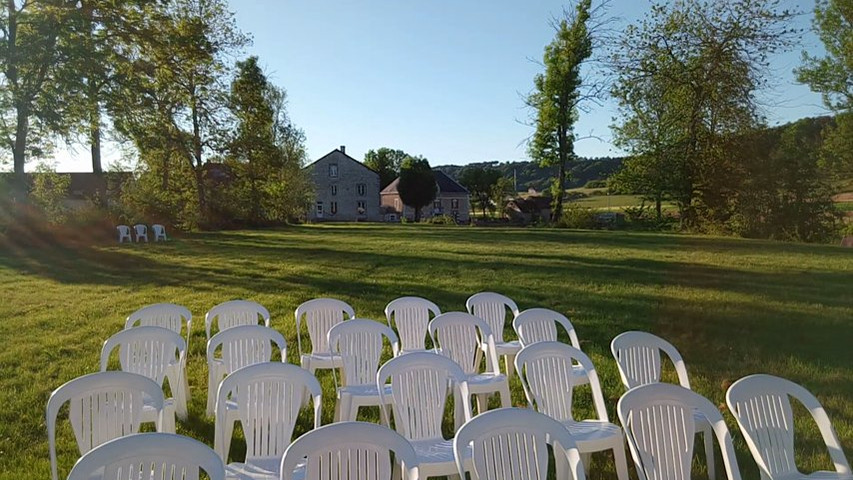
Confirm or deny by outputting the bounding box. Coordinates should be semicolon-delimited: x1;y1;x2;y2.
50;0;828;171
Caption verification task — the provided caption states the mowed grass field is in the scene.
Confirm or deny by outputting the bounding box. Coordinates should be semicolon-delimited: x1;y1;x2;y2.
0;224;851;480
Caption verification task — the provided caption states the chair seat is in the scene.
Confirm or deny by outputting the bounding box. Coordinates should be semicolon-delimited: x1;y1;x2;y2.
800;472;853;480
300;353;340;370
467;372;508;386
339;383;393;399
564;420;624;451
489;340;522;356
411;439;472;478
226;459;307;480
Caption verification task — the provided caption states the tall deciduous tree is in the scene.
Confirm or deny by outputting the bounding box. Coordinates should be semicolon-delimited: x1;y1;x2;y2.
397;156;436;222
610;0;796;228
527;0;593;222
796;0;852;180
364;147;407;190
459;166;501;217
0;0;77;179
111;0;248;227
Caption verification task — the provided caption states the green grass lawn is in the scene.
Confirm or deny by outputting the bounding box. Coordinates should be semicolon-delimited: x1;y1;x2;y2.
0;224;851;480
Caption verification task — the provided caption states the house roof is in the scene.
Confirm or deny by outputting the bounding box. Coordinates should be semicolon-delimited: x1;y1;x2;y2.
380;169;469;195
303;147;379;174
508;195;552;213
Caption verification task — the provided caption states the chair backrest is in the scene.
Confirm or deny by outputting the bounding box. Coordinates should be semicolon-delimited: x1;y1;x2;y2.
294;297;355;357
514;341;608;423
618;383;742;480
454;407;587;480
67;433;225;480
512;307;581;348
133;224;147;235
116;225;130;236
152;224;166;235
125;303;192;341
377;351;471;442
384;296;441;353
47;371;165;480
610;331;691;389
100;326;186;387
206;325;286;375
466;292;519;344
205;299;271;340
328;319;399;387
429;311;500;375
726;374;852;480
280;422;419;480
215;362;322;463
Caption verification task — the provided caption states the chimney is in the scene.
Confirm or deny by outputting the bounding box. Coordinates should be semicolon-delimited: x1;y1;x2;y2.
340;145;346;154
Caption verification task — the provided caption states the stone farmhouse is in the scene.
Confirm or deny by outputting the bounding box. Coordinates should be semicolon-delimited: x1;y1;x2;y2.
380;170;470;223
305;146;381;222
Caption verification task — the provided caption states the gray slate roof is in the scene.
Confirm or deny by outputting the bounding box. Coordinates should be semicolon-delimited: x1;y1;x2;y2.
381;169;469;194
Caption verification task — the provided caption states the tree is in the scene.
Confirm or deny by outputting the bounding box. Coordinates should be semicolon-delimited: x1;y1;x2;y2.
610;0;796;228
0;0;77;179
225;56;311;226
397;156;436;222
527;0;595;222
110;0;248;227
364;147;407;189
459;166;501;217
796;0;852;180
490;176;515;217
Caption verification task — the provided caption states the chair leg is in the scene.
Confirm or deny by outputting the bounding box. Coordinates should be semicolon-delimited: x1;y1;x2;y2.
504;353;515;378
614;440;630;480
206;370;218;417
222;415;236;463
498;382;511;408
702;426;715;480
476;393;489;414
159;402;176;433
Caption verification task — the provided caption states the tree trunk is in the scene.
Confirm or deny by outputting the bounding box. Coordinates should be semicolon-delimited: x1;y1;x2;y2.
13;104;28;176
655;193;662;222
90;111;102;173
414;206;421;222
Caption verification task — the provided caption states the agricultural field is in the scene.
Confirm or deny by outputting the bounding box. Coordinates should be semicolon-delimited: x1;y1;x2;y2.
0;224;850;479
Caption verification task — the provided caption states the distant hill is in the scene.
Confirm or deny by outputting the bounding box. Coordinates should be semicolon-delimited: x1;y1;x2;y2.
434;157;624;192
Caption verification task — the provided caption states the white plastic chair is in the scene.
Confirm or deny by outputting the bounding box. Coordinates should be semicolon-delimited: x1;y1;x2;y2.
514;341;629;480
377;351;473;479
205;324;286;416
385;296;441;354
280;422;420;480
726;374;852;480
205;299;271;340
47;371;166;480
66;432;225;480
611;330;716;479
618;383;743;480
215;362;322;478
116;225;131;243
428;312;511;416
133;223;148;242
152;223;167;241
513;307;589;385
466;292;521;376
124;303;192;416
327;319;399;422
454;407;587;480
100;326;185;428
295;297;355;373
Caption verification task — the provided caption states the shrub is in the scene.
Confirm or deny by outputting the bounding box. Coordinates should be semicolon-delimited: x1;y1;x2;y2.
556;204;598;229
30;163;70;224
425;214;457;225
584;179;607;189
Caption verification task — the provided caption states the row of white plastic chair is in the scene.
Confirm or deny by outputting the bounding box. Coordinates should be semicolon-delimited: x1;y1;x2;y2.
54;356;852;480
116;223;167;242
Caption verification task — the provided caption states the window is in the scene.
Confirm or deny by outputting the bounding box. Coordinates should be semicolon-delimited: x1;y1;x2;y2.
316;201;323;215
357;183;365;196
330;201;338;214
394;199;401;211
331;185;337;196
329;164;338;178
433;200;441;209
451;198;459;209
357;201;366;215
